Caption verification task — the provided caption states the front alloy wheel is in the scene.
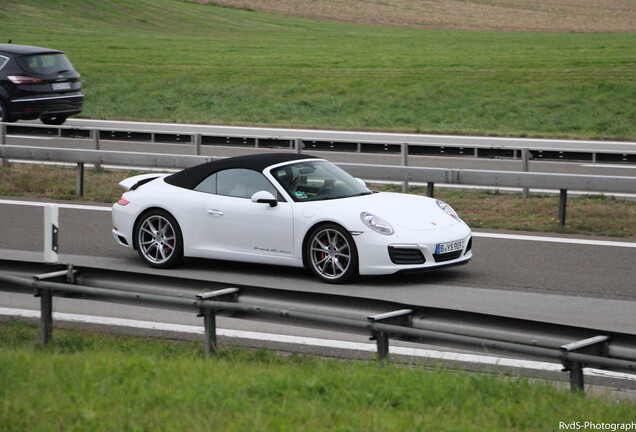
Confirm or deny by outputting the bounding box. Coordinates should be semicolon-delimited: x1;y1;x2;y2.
136;210;182;268
306;224;358;284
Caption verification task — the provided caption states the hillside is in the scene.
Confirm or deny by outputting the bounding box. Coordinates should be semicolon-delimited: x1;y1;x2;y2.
0;0;634;139
197;0;636;32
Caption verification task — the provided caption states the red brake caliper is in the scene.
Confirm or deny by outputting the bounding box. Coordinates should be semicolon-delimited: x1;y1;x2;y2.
320;237;327;261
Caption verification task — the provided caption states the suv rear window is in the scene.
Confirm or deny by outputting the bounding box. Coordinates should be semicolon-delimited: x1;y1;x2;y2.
16;53;74;75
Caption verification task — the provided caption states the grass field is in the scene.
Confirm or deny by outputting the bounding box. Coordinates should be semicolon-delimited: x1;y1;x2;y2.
1;0;635;140
1;321;634;431
1;163;634;238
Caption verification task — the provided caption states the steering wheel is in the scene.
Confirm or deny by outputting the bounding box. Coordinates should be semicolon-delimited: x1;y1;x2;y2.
317;179;335;196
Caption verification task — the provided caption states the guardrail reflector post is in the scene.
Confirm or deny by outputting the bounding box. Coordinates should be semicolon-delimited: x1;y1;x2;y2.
43;204;59;264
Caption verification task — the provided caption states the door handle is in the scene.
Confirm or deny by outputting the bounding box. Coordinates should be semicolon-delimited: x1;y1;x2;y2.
207;209;224;216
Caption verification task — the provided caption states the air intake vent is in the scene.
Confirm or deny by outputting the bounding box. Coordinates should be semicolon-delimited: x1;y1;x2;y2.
388;247;425;265
433;250;463;262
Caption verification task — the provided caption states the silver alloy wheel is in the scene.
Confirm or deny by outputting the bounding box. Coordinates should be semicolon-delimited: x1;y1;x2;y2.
138;214;177;265
309;228;352;281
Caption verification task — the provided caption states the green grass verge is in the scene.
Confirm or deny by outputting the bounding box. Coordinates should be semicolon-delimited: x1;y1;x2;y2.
1;0;635;139
1;321;633;431
1;163;634;238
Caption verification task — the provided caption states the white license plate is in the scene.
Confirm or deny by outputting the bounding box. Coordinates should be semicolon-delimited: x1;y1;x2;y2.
52;82;71;91
436;240;464;254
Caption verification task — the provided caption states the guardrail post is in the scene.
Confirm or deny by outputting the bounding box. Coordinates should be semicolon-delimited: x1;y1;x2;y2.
295;139;303;154
558;189;567;227
32;267;77;345
43;204;59;264
368;309;413;362
76;162;85;197
93;130;102;172
560;335;609;392
202;308;217;357
194;133;202;156
34;288;53;345
1;123;7;168
427;182;435;198
522;149;530;199
401;143;409;193
196;288;240;358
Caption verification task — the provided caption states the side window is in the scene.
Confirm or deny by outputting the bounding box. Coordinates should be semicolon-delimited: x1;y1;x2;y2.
217;169;278;199
194;173;217;194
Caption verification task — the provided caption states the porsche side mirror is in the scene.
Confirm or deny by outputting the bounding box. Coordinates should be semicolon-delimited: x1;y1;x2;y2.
251;191;277;207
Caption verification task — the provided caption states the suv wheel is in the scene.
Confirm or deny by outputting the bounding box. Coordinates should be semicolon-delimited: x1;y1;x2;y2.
0;100;13;123
41;115;67;125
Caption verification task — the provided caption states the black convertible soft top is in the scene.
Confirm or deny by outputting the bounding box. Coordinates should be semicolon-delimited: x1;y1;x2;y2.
165;153;319;190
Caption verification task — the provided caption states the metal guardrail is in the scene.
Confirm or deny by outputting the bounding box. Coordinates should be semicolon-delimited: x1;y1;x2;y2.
1;268;634;393
1;144;635;225
3;121;636;163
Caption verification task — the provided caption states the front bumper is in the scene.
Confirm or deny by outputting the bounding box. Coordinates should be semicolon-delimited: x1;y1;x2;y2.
354;227;473;275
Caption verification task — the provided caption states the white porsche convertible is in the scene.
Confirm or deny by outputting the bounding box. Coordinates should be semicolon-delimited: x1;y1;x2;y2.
112;153;472;283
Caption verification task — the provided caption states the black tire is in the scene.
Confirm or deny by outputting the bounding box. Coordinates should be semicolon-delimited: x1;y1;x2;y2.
41;115;68;125
305;223;358;284
0;100;14;123
135;209;183;269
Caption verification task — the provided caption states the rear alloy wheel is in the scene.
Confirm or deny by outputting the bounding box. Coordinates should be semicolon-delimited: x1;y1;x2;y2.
41;115;67;125
306;224;358;284
0;100;13;123
136;210;183;268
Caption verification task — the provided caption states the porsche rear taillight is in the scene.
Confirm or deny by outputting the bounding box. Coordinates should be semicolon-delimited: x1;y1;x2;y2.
117;197;130;206
7;75;43;85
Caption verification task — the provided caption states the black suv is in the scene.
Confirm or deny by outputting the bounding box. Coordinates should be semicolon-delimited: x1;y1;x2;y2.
0;44;83;125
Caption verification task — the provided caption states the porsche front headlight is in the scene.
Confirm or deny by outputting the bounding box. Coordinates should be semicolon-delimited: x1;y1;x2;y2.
361;212;394;235
436;200;461;221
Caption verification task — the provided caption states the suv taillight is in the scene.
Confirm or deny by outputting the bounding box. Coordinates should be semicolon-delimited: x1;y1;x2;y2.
7;75;43;84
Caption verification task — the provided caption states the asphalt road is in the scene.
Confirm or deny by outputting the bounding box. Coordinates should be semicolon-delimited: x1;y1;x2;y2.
1;200;634;298
1;199;634;332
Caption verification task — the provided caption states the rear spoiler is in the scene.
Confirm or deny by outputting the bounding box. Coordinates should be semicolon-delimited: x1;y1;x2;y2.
119;173;170;191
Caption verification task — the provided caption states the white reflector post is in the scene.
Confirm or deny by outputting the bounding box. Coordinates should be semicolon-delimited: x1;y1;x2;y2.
43;204;59;263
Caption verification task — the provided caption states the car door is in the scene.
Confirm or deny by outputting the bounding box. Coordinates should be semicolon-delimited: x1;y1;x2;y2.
200;168;294;258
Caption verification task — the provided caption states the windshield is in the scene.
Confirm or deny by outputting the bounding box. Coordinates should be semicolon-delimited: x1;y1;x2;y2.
270;160;371;202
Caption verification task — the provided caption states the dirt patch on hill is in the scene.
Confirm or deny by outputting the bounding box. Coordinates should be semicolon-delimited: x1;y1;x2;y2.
195;0;635;32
